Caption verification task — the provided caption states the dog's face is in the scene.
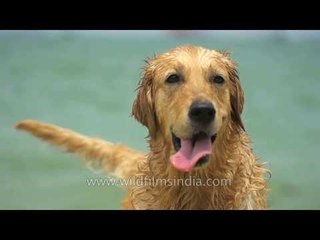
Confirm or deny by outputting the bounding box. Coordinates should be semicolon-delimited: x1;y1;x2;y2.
132;46;244;172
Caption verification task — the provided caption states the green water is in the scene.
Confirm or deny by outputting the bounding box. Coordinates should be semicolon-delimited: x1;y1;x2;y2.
1;32;319;209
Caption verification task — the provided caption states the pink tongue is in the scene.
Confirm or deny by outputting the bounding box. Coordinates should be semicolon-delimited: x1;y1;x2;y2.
170;137;212;172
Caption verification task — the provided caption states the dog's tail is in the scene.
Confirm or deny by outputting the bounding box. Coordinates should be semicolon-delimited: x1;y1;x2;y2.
15;120;145;179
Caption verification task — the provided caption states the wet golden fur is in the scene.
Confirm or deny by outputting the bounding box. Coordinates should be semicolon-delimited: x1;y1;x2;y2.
16;45;269;209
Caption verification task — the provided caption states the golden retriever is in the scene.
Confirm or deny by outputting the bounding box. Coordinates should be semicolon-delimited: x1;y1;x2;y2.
16;45;269;209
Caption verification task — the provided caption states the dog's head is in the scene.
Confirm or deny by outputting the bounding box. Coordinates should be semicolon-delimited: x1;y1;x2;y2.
132;45;244;172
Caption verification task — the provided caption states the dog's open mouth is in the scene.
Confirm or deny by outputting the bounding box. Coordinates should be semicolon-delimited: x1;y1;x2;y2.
170;131;216;172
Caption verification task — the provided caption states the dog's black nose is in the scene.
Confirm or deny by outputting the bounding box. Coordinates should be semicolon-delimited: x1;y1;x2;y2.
189;101;215;125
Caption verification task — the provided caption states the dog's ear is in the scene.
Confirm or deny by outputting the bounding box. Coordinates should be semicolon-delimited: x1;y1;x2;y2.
132;60;158;137
222;53;245;131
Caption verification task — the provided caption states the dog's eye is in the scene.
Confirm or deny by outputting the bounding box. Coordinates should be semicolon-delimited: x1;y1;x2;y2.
166;74;181;84
211;75;225;84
